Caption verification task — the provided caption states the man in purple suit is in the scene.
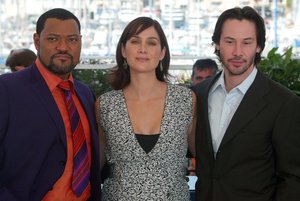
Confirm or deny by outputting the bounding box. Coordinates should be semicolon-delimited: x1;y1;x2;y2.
0;8;101;201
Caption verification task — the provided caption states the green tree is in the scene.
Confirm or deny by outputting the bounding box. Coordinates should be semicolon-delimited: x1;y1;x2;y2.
72;69;112;97
258;47;300;96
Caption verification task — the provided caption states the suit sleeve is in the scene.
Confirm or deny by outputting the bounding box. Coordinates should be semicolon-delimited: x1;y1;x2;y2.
0;79;19;201
273;95;300;200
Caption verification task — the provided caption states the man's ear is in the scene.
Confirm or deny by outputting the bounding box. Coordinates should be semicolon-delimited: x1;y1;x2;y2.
256;46;261;53
33;33;40;50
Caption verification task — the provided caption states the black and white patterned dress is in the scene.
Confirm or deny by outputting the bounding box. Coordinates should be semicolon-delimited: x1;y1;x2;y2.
99;84;193;201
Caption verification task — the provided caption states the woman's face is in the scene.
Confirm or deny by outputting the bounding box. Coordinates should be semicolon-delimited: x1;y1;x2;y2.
122;26;165;74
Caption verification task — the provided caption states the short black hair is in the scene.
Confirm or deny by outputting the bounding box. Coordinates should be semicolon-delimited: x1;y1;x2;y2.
192;59;218;77
36;8;81;35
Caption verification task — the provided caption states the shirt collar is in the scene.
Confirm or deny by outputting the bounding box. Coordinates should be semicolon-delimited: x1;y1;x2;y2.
210;67;257;95
238;67;257;94
35;58;74;92
210;71;222;93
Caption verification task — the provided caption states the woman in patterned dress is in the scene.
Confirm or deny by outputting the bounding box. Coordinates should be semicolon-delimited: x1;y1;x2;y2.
96;16;197;201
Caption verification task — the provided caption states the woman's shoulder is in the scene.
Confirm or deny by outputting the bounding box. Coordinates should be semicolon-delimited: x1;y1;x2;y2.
100;89;121;99
168;83;192;94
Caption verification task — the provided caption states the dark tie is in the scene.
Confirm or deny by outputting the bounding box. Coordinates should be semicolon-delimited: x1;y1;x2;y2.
59;81;90;196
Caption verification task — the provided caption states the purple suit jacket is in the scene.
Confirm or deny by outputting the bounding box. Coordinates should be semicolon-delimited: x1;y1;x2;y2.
0;64;101;201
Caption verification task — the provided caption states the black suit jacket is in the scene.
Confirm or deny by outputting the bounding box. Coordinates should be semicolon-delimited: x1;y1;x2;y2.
0;64;101;201
192;70;300;201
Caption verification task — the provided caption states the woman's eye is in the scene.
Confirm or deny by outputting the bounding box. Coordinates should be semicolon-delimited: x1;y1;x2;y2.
148;41;157;46
130;39;139;44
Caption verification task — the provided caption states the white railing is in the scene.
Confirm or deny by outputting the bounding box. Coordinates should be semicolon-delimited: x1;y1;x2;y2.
0;55;214;73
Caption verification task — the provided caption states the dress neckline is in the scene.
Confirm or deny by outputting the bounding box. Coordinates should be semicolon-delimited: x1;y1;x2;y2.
121;83;169;154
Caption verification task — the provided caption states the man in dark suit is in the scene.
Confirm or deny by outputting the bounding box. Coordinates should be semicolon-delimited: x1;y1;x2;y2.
193;6;300;201
0;8;101;201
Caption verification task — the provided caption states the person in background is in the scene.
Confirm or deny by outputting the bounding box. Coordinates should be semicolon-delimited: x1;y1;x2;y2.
193;6;300;201
191;58;218;86
5;48;37;72
188;58;218;176
0;8;101;201
96;16;197;200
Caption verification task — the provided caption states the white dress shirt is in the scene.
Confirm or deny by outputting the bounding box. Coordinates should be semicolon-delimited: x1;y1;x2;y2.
208;67;257;157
